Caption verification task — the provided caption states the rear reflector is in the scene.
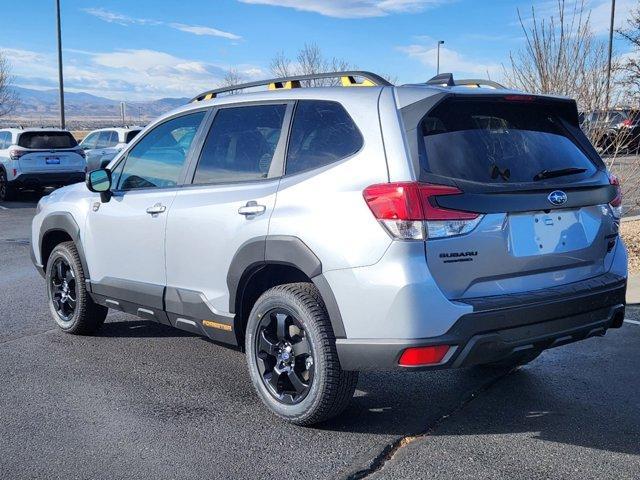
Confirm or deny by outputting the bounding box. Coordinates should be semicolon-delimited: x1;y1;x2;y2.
363;182;481;240
398;345;450;366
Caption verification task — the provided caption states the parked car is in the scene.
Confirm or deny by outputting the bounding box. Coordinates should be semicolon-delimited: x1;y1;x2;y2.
80;127;142;172
0;128;86;201
581;109;640;152
30;71;627;425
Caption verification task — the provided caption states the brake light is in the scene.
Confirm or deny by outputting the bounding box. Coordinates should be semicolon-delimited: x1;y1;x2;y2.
609;173;622;218
504;94;536;102
363;182;482;240
398;345;450;366
9;149;25;160
621;119;633;127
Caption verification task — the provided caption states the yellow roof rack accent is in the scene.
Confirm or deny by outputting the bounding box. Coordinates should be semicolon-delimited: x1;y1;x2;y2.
268;80;301;90
341;75;376;87
190;71;392;103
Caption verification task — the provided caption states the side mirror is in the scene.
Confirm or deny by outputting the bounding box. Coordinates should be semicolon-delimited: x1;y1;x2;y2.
86;169;112;203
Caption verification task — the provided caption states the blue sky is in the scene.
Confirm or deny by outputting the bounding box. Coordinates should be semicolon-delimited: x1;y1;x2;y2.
0;0;635;100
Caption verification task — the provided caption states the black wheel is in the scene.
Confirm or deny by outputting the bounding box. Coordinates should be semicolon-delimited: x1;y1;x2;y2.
46;241;107;334
0;169;16;202
245;283;358;425
480;350;541;369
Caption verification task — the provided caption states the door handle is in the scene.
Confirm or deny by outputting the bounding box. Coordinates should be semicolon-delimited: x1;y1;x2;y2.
146;203;166;215
238;201;266;216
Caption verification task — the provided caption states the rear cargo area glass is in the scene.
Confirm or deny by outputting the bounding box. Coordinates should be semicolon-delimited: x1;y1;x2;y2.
18;131;78;149
420;99;596;183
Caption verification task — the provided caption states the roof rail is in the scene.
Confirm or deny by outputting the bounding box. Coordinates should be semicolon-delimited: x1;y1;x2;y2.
425;73;506;89
190;71;392;103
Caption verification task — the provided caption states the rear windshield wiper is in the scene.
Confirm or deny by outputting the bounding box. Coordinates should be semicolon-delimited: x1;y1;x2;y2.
533;167;587;182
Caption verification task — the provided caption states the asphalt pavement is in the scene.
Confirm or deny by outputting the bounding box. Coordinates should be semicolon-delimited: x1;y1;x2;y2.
0;196;638;480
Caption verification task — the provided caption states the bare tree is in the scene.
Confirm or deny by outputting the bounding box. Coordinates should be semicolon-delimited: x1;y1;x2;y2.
217;67;244;93
504;0;612;113
0;51;16;117
270;43;354;86
617;5;640;102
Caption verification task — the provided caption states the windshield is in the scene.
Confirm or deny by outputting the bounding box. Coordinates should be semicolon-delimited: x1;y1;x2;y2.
18;131;78;149
420;99;597;184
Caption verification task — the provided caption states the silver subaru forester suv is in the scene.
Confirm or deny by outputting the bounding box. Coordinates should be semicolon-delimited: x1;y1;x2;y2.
31;72;628;425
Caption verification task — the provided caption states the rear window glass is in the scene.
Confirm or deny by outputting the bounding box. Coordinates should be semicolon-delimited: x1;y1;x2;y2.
18;131;78;149
125;130;141;143
419;99;596;184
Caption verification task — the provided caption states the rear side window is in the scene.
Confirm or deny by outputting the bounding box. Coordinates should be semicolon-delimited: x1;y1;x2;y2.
192;104;287;184
125;130;141;143
18;131;77;149
0;132;10;149
286;100;362;175
419;99;597;184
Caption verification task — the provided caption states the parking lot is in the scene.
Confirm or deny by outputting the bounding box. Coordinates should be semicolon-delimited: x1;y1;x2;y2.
1;196;639;480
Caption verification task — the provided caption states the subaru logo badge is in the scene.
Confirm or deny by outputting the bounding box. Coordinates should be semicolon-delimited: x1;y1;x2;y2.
548;190;567;206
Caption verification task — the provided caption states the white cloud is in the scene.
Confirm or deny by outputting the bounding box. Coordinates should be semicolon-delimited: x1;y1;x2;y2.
398;43;502;78
82;7;241;40
1;46;261;100
168;23;241;40
238;0;449;18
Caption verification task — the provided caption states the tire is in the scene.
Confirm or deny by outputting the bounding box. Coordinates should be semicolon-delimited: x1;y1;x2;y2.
0;169;16;202
45;241;108;335
245;282;358;426
480;350;541;369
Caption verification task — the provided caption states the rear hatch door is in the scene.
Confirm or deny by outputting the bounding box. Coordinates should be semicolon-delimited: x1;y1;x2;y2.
411;95;619;299
17;131;85;173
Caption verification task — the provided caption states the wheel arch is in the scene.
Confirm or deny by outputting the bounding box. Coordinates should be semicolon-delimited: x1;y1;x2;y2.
229;235;347;345
39;212;90;283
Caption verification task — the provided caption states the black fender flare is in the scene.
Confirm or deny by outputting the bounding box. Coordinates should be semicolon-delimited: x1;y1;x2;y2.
227;235;346;339
39;212;91;282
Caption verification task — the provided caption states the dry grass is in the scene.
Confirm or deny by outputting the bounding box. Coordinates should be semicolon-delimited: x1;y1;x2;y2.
621;220;640;274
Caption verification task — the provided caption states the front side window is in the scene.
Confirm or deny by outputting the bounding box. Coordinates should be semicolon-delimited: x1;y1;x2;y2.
81;132;99;150
117;111;205;190
286;100;363;175
0;132;9;149
192;104;286;184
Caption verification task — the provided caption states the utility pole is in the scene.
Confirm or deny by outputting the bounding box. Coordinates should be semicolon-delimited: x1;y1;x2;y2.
55;0;65;130
605;0;616;110
436;40;445;75
120;102;126;126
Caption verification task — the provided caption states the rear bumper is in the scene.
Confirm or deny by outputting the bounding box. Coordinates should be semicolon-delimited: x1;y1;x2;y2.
12;172;85;188
336;273;626;371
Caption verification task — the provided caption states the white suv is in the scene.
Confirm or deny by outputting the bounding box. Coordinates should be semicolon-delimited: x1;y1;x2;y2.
30;72;628;425
80;127;142;172
0;128;86;201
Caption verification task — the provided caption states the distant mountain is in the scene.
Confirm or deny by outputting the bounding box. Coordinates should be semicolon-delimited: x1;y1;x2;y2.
7;86;190;119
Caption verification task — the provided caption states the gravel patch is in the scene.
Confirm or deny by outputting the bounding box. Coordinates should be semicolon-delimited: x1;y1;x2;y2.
620;220;640;274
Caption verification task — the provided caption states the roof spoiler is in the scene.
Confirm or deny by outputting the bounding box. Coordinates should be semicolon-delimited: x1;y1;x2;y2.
425;73;506;89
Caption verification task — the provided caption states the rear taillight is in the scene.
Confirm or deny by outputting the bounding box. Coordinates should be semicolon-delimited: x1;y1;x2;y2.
621;119;633;127
398;345;451;366
9;149;25;160
609;173;622;218
363;182;482;240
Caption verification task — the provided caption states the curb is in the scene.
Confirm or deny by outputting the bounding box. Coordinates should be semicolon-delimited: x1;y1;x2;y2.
627;274;640;305
622;215;640;223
